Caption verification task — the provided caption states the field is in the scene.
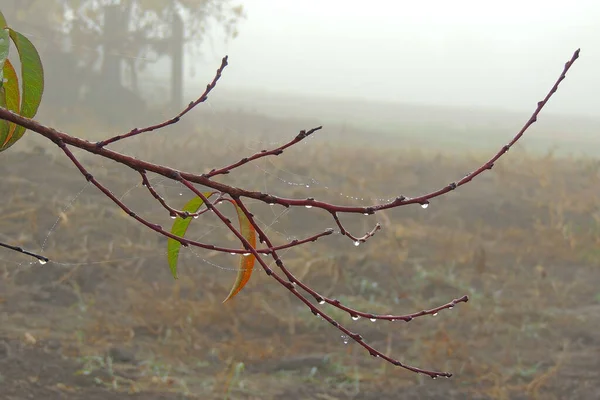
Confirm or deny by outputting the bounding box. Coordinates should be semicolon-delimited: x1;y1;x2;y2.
1;104;600;399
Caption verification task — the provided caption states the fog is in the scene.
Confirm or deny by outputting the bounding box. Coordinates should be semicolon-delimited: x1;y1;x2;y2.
3;3;600;398
196;0;599;117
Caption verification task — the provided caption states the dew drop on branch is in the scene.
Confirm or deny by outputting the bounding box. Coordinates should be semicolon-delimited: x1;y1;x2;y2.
341;335;349;344
305;205;313;209
370;318;377;322
38;259;47;265
420;202;429;209
351;315;360;321
354;241;360;247
432;312;438;317
318;300;326;305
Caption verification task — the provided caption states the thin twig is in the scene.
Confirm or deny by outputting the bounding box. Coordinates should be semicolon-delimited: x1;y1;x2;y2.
331;211;381;244
231;197;456;378
206;126;322;178
54;142;332;255
95;56;229;148
0;241;49;264
0;44;580;217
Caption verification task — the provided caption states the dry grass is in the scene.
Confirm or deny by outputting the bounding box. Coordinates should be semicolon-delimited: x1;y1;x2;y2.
1;111;599;399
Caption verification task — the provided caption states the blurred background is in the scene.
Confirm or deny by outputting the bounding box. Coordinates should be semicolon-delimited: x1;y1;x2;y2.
1;1;599;399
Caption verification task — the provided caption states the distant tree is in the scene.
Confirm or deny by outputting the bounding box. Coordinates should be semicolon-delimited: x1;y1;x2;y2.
5;0;245;118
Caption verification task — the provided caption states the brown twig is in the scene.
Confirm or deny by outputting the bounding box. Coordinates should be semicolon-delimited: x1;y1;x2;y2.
233;196;460;377
331;211;382;244
95;56;229;148
51;143;332;255
139;170;223;219
205;126;323;178
0;241;49;264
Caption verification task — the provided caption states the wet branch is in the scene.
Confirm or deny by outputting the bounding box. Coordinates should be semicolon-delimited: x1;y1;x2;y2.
0;48;581;378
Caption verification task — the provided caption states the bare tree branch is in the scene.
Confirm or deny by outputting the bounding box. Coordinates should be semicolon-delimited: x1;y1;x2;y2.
0;48;581;378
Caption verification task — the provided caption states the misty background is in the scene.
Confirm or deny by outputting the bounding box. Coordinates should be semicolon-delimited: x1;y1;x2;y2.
3;3;600;399
199;0;599;116
4;0;600;154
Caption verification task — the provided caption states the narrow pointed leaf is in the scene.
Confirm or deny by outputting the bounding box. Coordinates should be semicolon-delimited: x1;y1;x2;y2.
2;60;19;111
222;203;257;303
0;28;9;141
0;59;19;148
167;192;213;279
1;28;44;150
0;28;8;84
0;11;6;28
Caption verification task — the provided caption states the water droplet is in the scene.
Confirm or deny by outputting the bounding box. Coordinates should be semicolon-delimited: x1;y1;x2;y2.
269;203;275;206
305;205;313;209
370;318;377;322
230;252;236;256
305;184;310;188
354;241;360;247
432;312;438;317
363;213;370;216
242;253;250;256
141;182;147;186
448;306;454;310
179;193;183;196
38;259;47;265
341;335;349;344
432;376;437;380
193;215;199;219
318;299;326;305
390;319;396;322
170;214;177;219
420;202;429;209
351;315;360;321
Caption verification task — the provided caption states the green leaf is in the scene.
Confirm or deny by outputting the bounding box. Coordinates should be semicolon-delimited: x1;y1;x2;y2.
167;193;214;279
0;28;9;140
0;59;19;149
1;28;44;150
0;28;8;86
2;59;20;112
222;201;257;303
0;11;7;29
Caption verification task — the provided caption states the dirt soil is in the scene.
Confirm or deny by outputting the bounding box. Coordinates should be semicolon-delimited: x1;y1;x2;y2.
1;119;600;399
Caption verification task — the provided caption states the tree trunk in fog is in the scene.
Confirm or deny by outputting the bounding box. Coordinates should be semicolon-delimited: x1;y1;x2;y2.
101;4;130;88
171;12;184;112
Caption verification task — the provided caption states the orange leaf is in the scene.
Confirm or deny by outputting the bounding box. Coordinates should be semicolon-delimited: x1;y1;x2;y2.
222;202;257;303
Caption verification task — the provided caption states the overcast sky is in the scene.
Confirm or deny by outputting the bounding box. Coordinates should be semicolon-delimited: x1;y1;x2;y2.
193;0;600;117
